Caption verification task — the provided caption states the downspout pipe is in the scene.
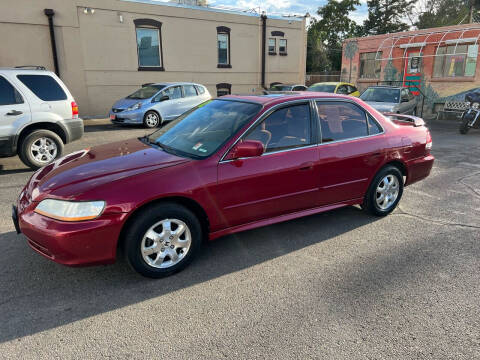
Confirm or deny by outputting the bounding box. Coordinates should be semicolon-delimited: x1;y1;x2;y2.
44;9;60;77
261;14;267;89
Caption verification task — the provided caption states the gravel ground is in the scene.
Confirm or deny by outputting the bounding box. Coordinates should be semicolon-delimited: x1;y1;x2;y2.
0;119;479;359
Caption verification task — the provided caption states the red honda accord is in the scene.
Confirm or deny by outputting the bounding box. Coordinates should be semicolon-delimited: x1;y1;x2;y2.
13;93;434;278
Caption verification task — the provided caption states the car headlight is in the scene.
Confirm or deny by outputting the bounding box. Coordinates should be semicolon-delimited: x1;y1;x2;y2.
472;102;479;109
126;102;142;111
34;199;105;221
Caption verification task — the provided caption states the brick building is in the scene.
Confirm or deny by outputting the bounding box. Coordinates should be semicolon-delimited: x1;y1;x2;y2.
341;24;480;116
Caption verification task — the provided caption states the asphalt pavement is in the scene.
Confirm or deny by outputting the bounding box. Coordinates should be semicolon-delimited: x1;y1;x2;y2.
0;119;479;359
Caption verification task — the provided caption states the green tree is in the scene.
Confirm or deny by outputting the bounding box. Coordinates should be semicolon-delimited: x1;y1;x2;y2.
415;0;471;29
306;24;331;72
306;0;361;72
362;0;415;35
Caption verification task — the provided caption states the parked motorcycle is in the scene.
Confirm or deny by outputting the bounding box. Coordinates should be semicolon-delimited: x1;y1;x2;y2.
459;91;480;134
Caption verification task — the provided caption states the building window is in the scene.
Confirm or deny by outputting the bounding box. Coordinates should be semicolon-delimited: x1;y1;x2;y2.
216;83;231;97
359;52;381;79
279;39;287;55
134;19;164;71
433;44;478;78
217;26;231;68
268;38;276;54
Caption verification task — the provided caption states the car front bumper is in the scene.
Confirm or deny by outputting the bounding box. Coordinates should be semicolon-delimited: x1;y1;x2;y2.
109;109;144;124
15;196;128;266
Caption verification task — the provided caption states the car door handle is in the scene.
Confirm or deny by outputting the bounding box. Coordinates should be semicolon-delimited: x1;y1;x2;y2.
299;162;315;171
6;110;22;116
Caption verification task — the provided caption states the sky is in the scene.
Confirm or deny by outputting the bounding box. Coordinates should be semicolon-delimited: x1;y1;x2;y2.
207;0;370;24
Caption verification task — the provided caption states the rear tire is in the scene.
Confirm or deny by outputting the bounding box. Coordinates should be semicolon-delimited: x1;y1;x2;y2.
123;203;202;278
19;130;64;170
143;111;161;128
363;165;404;216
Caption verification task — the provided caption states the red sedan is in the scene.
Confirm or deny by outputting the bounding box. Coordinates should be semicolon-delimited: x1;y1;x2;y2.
13;93;434;278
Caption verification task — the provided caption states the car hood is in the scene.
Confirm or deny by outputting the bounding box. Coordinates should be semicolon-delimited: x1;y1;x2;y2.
363;101;398;112
112;97;149;109
26;138;190;200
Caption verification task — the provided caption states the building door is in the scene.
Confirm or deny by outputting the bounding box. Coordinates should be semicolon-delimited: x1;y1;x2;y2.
403;50;422;96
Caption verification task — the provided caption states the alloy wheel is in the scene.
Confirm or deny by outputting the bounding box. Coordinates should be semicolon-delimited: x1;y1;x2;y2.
30;137;58;164
375;174;400;210
140;219;191;268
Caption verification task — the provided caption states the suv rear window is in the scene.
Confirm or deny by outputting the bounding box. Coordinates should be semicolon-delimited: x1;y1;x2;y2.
17;75;67;101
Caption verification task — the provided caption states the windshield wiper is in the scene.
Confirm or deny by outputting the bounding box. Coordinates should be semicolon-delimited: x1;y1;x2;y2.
140;136;181;156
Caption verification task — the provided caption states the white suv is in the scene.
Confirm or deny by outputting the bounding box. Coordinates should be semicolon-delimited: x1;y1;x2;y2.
0;67;84;169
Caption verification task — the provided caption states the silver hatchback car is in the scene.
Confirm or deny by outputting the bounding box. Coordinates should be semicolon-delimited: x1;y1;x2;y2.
109;82;211;128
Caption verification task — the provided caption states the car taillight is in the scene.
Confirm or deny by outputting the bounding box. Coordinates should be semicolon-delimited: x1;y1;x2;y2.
71;101;79;119
426;130;432;152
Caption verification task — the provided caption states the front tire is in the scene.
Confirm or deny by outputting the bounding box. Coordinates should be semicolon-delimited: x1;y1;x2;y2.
143;111;161;128
123;203;202;278
19;130;64;170
363;165;404;216
459;115;470;134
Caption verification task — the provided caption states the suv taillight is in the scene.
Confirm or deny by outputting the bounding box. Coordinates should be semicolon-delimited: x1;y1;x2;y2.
426;130;432;152
71;101;79;119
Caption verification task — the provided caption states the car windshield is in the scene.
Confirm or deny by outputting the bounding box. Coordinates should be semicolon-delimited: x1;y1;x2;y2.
270;85;292;91
360;88;400;103
307;84;336;93
127;85;165;99
147;99;262;159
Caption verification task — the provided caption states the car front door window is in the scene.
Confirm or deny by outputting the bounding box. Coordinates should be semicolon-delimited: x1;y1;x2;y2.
244;103;312;152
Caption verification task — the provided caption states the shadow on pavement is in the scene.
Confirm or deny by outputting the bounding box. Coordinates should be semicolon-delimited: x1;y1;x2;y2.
0;167;32;176
0;206;379;343
83;123;142;133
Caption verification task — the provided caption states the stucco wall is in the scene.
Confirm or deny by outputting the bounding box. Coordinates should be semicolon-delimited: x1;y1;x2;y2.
0;0;306;117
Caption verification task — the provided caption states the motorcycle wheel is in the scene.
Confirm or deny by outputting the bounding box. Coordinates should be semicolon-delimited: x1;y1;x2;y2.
459;115;470;135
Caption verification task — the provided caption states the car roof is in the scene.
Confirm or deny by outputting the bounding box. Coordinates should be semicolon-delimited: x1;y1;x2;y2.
367;85;405;89
0;67;54;75
149;82;203;86
219;92;358;106
309;82;354;86
272;84;305;87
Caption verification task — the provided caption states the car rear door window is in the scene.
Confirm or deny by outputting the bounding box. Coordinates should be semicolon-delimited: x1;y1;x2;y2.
195;85;205;94
162;86;182;100
245;103;312;152
183;85;198;97
336;85;349;95
17;75;67;101
316;101;369;142
0;76;23;105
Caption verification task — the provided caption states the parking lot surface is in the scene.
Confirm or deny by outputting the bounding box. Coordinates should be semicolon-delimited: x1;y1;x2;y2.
0;120;479;359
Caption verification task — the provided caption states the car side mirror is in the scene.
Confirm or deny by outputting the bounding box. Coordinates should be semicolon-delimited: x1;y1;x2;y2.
225;140;264;160
159;95;169;102
401;96;409;103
